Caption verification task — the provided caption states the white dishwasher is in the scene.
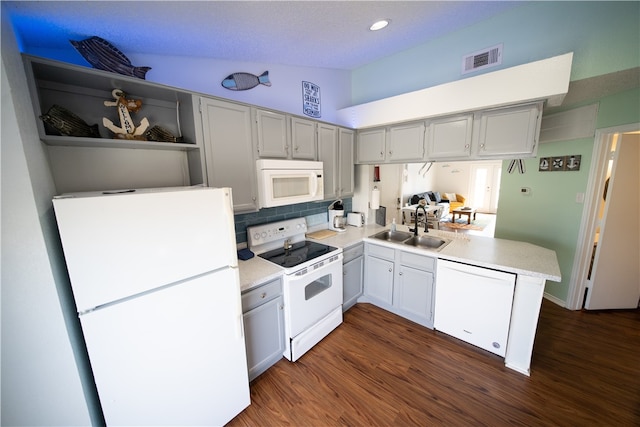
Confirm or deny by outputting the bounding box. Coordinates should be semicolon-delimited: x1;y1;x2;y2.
434;259;516;357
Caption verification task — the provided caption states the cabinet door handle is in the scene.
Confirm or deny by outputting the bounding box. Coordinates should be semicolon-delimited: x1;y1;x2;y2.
388;268;392;272
260;292;266;299
399;272;403;276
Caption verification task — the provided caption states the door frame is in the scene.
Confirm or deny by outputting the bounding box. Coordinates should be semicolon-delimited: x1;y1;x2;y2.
566;123;640;310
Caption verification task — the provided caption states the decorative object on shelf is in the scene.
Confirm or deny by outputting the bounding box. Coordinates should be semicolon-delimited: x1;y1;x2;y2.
538;155;581;172
302;81;321;118
70;36;151;79
144;125;184;143
221;71;271;91
39;104;101;138
102;89;149;140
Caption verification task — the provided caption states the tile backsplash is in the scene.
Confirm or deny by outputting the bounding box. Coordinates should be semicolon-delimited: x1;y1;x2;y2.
234;198;352;244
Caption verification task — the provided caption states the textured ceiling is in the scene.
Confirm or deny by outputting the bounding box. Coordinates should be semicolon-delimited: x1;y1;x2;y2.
5;1;521;70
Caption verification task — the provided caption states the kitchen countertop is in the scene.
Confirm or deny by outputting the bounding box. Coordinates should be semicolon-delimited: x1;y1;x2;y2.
237;255;283;292
359;224;561;282
237;222;561;292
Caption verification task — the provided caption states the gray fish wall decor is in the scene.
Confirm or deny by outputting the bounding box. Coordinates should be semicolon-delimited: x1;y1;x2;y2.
222;71;271;91
70;36;151;79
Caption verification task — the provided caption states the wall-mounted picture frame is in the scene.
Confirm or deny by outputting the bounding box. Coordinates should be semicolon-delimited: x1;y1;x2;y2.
539;155;581;172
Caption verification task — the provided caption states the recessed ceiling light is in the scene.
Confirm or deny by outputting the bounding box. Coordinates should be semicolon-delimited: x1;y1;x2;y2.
369;19;390;31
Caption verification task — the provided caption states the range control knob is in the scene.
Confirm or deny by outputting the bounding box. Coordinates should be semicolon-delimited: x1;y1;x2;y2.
261;231;267;239
253;233;260;241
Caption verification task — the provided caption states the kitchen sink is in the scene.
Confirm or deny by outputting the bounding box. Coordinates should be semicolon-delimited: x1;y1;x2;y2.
370;229;451;252
372;230;413;242
403;235;450;250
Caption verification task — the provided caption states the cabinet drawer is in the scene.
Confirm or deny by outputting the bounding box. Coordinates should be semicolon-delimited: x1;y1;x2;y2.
343;243;364;263
242;278;282;312
400;251;435;272
366;243;395;260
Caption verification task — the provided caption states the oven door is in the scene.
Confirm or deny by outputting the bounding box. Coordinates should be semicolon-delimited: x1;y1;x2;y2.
283;254;343;338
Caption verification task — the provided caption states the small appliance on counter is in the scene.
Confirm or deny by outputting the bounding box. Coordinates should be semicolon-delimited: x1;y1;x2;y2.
328;199;346;232
347;212;364;227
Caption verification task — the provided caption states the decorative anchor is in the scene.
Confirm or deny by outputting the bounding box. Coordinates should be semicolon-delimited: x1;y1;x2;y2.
103;89;149;140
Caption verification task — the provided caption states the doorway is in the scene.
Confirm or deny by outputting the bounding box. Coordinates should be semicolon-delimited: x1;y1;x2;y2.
567;124;640;310
469;162;502;213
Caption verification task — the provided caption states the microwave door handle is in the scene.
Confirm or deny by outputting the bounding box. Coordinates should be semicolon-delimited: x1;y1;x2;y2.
310;172;318;197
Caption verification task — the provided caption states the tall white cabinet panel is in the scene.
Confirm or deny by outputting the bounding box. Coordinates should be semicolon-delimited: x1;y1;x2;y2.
387;121;426;162
338;128;355;196
200;97;258;212
426;114;474;160
255;109;289;158
290;117;317;159
475;103;542;157
357;127;386;163
434;260;516;357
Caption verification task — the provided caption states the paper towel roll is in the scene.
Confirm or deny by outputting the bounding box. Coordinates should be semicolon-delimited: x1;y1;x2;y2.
371;188;380;210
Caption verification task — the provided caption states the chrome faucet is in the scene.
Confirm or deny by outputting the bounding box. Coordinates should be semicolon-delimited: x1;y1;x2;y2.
410;204;429;236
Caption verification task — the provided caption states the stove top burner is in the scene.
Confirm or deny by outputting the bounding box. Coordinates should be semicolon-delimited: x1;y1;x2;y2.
259;241;337;269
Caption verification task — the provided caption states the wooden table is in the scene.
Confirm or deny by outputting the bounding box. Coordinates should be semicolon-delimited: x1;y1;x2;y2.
452;207;477;224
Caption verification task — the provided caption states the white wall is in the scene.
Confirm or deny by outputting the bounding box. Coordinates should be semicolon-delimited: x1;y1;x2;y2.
1;6;94;425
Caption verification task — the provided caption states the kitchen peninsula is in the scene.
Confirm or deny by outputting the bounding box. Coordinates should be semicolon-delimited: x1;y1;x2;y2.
237;223;560;377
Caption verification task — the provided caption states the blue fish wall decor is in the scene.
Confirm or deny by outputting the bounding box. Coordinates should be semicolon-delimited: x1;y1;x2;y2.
222;71;271;91
70;36;151;79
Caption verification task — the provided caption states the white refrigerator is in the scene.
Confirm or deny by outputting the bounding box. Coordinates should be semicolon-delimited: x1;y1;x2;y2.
53;186;250;426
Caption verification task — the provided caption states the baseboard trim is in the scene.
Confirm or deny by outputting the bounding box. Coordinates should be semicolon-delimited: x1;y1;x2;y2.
543;292;566;308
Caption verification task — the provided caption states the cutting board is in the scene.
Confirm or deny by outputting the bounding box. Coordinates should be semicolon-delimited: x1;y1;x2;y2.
306;229;337;240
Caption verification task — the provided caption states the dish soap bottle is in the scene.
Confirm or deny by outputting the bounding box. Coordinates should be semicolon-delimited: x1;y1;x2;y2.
391;218;397;232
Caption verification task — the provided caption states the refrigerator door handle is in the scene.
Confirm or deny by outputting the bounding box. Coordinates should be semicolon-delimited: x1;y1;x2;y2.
237;314;245;339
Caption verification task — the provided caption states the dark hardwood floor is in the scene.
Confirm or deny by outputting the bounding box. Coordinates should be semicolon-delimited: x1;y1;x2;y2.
228;300;640;426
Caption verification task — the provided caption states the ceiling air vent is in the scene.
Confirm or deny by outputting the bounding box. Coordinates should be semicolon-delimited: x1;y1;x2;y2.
462;44;503;75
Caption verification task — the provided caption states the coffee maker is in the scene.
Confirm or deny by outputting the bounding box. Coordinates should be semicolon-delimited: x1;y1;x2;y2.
328;200;346;232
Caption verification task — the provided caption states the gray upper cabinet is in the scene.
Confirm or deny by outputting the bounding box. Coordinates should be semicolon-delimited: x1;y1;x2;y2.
200;97;258;213
317;123;338;200
387;121;426;162
254;110;317;160
474;102;542;158
358;102;543;164
22;54;205;194
317;124;354;200
426;114;474;160
254;109;289;158
290;117;317;159
356;127;386;163
338;128;355;197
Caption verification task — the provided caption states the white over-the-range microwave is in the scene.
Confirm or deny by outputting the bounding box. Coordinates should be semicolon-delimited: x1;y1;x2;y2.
256;159;324;208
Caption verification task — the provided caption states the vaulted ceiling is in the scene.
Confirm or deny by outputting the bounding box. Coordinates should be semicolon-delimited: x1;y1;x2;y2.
5;1;521;70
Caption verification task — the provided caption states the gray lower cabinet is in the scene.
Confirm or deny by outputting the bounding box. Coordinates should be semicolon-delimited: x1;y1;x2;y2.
363;243;435;328
241;277;285;381
199;97;258;213
342;243;364;311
